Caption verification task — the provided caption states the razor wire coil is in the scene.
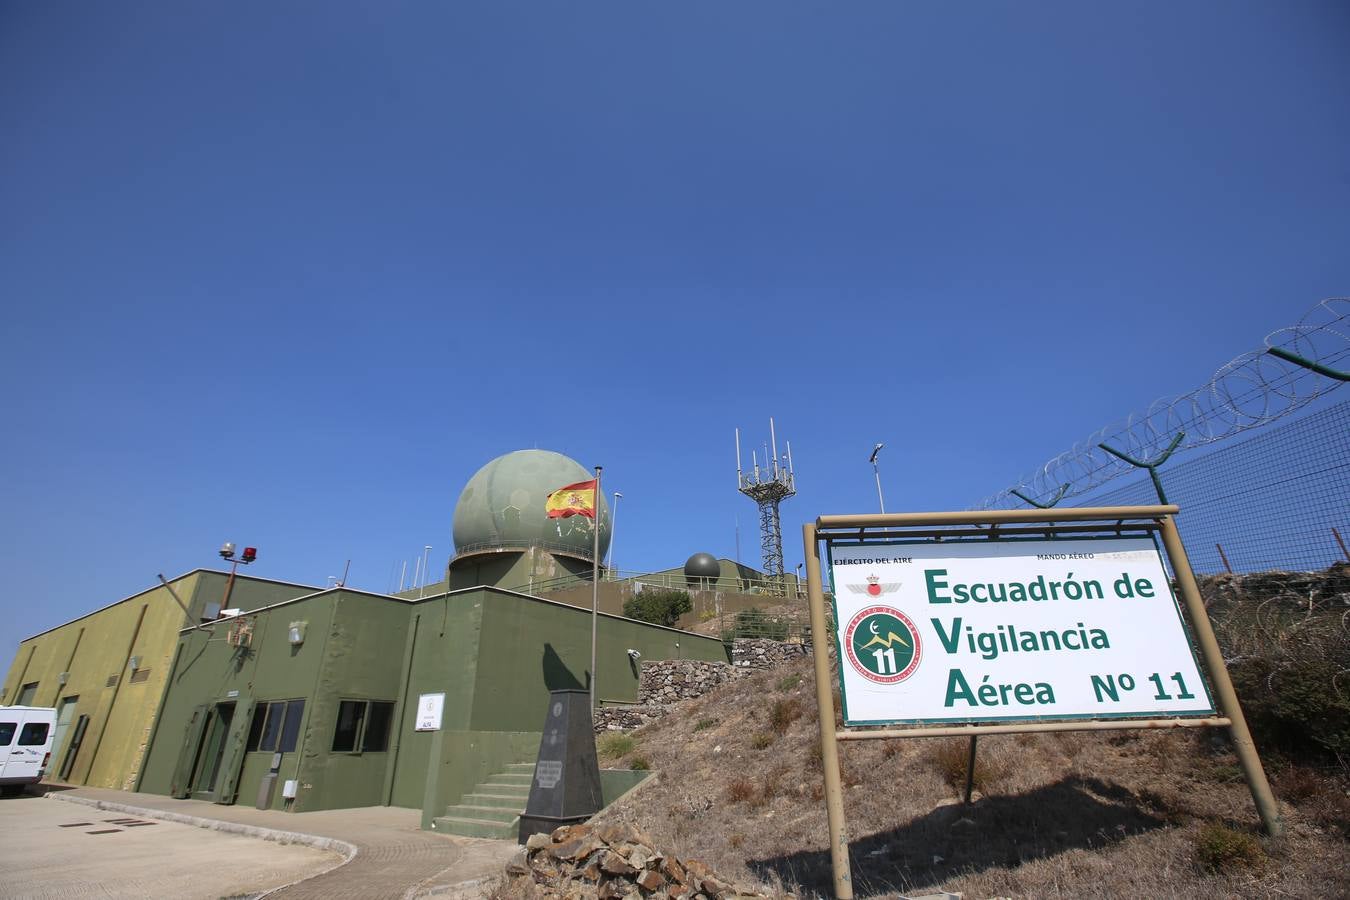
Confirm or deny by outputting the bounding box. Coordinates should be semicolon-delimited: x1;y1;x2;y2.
977;298;1349;510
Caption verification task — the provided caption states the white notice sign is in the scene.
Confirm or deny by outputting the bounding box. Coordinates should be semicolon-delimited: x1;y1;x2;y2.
415;692;445;732
829;537;1213;726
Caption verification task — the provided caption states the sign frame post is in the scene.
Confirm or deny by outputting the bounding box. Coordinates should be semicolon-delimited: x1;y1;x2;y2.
803;505;1280;900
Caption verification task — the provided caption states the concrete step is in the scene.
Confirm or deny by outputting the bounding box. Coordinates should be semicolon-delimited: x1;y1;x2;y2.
503;763;536;774
475;782;530;798
443;803;520;824
433;814;519;840
462;792;527;810
485;772;533;784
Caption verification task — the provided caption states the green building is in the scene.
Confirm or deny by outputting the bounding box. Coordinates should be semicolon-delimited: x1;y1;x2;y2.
1;571;319;791
4;449;751;835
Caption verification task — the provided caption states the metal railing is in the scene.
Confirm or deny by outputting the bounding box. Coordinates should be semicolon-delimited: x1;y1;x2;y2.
453;539;596;562
511;567;807;598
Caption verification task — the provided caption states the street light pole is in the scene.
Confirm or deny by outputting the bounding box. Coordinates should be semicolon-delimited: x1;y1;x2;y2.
869;442;886;514
608;491;623;572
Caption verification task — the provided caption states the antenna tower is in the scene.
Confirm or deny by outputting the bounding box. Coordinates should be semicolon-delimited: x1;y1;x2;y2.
735;418;796;590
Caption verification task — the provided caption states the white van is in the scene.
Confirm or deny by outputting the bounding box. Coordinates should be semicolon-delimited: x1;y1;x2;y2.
0;706;57;795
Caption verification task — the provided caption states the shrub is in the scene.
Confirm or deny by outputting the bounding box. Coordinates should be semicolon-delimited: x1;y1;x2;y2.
623;587;693;627
751;732;775;750
1191;822;1265;873
769;697;802;734
727;777;756;803
776;673;802;692
926;739;1009;795
694;717;717;732
597;733;635;759
728;607;790;641
1209;564;1350;762
628;755;650;771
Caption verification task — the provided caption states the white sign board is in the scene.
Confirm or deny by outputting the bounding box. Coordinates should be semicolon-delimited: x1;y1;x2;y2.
828;537;1214;726
414;692;445;732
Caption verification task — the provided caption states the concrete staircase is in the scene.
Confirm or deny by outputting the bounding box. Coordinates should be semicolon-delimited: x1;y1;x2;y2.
432;762;534;839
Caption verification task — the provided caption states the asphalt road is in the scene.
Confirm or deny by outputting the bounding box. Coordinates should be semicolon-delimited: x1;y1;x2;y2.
0;793;342;898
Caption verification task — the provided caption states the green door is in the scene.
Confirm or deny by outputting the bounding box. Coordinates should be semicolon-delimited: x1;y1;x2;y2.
212;698;253;805
170;704;210;799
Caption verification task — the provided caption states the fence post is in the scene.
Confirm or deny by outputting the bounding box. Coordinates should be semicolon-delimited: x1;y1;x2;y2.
1010;483;1070;509
1098;431;1185;505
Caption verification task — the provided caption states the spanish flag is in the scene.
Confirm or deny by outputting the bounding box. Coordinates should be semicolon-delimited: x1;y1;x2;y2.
545;479;597;519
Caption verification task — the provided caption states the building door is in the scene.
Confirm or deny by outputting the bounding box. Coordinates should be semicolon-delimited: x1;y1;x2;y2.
170;704;211;799
58;714;89;782
175;699;253;805
190;703;234;800
211;698;252;805
51;697;78;779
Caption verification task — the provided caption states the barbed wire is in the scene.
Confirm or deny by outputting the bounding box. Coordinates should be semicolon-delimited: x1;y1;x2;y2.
977;298;1349;510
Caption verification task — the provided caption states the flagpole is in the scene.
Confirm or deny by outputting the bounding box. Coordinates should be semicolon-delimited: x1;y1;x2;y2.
590;465;603;709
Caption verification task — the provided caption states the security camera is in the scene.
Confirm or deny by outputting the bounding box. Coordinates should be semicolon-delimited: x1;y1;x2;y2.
626;648;641;660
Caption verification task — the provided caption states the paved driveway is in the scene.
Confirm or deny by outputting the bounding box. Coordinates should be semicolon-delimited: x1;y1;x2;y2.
0;793;342;899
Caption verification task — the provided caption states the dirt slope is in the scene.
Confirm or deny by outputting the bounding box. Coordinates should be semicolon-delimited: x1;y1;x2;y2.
590;656;1349;899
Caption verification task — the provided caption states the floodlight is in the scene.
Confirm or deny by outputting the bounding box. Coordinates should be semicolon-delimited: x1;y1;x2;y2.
219;542;236;559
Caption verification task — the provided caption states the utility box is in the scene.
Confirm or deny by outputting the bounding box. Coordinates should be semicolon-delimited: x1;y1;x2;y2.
255;753;282;809
517;689;602;843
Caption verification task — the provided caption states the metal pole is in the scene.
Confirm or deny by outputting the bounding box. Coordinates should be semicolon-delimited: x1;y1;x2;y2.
608;491;622;570
963;736;978;804
419;545;431;599
803;523;852;898
1332;527;1350;563
1158;515;1281;836
869;443;885;514
221;558;240;611
1216;543;1234;574
590;466;602;709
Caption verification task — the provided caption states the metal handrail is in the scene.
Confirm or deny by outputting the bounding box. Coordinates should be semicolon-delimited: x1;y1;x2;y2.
452;539;595;562
513;567;808;598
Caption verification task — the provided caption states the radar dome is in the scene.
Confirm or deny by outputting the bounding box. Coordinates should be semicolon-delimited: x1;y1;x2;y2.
684;552;721;581
452;450;610;561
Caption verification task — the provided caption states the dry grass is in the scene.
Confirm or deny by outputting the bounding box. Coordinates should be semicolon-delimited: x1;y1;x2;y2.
589;655;1350;899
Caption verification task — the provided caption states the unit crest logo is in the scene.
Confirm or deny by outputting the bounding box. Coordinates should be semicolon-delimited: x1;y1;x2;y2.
847;575;899;597
843;605;921;684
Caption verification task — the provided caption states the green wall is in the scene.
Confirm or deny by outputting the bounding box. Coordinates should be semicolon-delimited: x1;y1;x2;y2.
472;590;728;731
142;584;728;818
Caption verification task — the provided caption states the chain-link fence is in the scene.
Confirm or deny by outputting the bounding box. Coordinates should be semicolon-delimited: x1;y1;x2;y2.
1074;400;1349;574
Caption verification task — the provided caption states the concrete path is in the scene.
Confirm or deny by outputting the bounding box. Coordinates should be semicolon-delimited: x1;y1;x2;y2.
0;792;340;899
43;786;518;899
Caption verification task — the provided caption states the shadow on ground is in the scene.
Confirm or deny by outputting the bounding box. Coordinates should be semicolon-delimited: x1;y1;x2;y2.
749;775;1168;897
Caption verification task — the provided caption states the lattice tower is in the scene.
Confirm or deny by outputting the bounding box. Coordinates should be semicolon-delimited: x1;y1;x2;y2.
736;419;796;586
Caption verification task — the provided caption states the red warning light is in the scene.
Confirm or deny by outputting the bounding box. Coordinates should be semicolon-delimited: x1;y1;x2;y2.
241;547;258;563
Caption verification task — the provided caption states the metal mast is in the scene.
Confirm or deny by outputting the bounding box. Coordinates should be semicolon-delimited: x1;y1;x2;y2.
736;418;796;590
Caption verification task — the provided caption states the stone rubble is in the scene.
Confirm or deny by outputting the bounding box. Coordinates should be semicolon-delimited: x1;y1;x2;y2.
503;822;779;899
592;640;808;733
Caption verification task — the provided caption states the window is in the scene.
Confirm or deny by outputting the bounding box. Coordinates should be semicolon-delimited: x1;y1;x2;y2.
0;722;14;746
331;700;395;753
246;700;306;753
18;722;49;745
17;682;38;705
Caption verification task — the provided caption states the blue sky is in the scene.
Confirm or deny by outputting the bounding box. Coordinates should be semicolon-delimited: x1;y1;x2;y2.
2;2;1348;656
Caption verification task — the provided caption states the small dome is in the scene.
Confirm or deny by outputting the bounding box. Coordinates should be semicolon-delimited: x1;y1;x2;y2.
684;552;721;580
452;450;610;560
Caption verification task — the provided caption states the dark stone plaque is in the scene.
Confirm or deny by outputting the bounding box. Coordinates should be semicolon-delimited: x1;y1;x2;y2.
517;689;602;843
